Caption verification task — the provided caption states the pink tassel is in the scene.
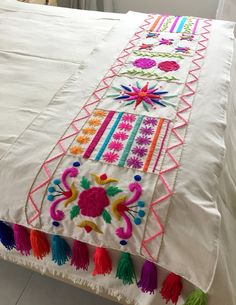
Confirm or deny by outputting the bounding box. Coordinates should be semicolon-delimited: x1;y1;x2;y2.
71;240;89;270
13;224;31;256
92;247;112;276
160;272;182;305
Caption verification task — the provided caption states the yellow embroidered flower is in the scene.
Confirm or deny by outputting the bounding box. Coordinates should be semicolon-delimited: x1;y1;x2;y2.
76;135;90;144
82;127;96;135
70;146;84;155
88;118;101;127
93;109;106;117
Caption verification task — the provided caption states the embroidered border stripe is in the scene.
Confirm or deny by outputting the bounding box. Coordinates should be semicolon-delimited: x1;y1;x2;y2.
170;16;180;32
192;18;200;34
143;118;164;172
156;15;168;32
149;15;162;32
152;120;171;172
95;112;123;161
83;111;115;159
176;17;187;33
118;115;144;167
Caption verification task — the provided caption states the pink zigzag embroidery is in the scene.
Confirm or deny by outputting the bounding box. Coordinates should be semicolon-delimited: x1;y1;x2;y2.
26;15;154;225
141;19;212;261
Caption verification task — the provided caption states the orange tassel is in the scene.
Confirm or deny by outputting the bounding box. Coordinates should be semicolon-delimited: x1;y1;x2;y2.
92;247;112;276
30;230;50;259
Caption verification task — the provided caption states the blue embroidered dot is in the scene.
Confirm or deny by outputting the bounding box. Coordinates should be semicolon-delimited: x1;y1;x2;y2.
53;179;61;185
73;161;80;167
120;240;127;246
47;194;54;202
134;175;142;181
134;217;141;225
52;221;60;227
138;201;145;208
48;186;55;193
138;210;145;218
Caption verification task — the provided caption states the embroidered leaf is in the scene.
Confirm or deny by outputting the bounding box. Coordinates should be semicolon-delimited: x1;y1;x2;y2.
102;209;112;224
143;102;150;112
80;176;90;189
106;186;123;197
133;50;184;59
70;206;80;220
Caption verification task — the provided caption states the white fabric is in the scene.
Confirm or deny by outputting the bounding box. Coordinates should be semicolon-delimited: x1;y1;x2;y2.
0;2;235;305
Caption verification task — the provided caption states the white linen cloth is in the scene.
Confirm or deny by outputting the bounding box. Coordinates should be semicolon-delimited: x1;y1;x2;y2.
0;2;235;305
217;0;236;21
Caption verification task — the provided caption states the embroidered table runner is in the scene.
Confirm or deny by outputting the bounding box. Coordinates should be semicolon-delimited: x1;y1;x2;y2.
0;12;234;302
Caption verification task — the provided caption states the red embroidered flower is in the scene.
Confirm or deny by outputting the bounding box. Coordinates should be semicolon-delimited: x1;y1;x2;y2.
158;61;180;72
78;187;109;217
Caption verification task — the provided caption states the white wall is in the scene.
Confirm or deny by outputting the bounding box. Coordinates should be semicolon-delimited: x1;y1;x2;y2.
112;0;218;18
58;0;218;19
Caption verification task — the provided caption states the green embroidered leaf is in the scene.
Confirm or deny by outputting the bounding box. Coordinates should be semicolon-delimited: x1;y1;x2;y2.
70;206;80;220
120;69;179;82
80;176;90;189
106;186;123;197
102;209;112;224
133;50;184;60
143;102;150;112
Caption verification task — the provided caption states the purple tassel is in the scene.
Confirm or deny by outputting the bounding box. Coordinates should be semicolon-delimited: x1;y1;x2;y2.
0;221;15;250
138;260;158;294
13;224;31;255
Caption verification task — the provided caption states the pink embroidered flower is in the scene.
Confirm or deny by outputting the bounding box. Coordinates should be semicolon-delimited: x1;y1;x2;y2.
122;113;136;123
113;132;128;141
132;146;148;157
78;187;109;217
108;141;124;151
143;117;158;126
136;136;151;146
158;61;180;72
118;122;133;131
103;152;119;163
127;157;143;169
133;58;156;69
140;126;154;136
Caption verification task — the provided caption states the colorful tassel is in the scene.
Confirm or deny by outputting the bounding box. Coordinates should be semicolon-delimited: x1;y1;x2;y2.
184;289;207;305
71;240;89;270
138;260;158;294
93;247;112;276
160;272;182;305
30;230;50;259
0;221;15;250
51;235;72;266
116;252;135;285
13;224;31;255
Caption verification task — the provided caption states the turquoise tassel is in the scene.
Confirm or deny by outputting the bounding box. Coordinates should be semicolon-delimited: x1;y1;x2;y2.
51;235;72;266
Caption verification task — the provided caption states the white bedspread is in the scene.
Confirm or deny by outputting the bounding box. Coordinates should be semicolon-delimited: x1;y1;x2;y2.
0;2;236;305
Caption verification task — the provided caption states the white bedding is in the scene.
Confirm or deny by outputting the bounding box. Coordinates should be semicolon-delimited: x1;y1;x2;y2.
0;2;236;305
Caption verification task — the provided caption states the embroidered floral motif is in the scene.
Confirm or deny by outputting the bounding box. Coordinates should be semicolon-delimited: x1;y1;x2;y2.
158;61;180;72
140;126;154;136
93;109;107;117
88;118;102;126
47;162;146;244
118;122;133;131
70;146;84;155
139;43;154;50
111;82;174;111
76;135;90;144
146;32;160;38
103;152;119;163
180;33;194;41
143;117;158;126
136;136;152;146
132;146;148;158
127;157;143;169
113;132;129;141
82;127;97;135
175;46;190;54
133;58;156;69
122;113;136;123
159;38;174;45
108;141;124;151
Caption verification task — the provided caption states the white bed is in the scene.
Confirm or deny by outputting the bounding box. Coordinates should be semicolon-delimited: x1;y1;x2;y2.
0;1;236;305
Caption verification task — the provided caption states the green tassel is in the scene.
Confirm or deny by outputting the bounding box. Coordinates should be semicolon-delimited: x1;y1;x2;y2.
184;289;207;305
116;252;135;285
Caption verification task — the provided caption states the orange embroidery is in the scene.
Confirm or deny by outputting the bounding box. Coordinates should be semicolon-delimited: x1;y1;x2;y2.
76;135;90;144
88;118;101;127
93;109;107;117
82;127;96;135
70;146;84;155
